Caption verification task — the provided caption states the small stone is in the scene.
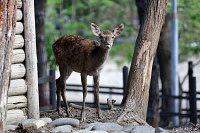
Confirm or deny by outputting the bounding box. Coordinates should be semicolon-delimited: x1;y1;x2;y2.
6;125;19;131
121;126;134;132
155;127;169;133
22;119;46;130
75;131;108;133
48;118;79;127
91;122;123;132
112;131;125;133
131;126;155;133
40;117;52;124
52;125;72;133
87;131;108;133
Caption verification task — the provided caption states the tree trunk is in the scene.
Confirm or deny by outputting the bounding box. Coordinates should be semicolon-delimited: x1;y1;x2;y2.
147;56;159;127
157;14;171;126
118;0;168;124
135;0;160;127
0;0;17;132
35;0;50;109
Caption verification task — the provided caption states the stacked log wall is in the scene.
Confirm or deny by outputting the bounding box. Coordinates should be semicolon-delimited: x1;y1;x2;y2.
6;0;27;125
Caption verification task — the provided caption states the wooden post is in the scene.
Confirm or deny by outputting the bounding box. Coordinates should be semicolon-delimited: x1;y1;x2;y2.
189;76;197;125
23;0;39;119
188;61;193;82
50;70;57;110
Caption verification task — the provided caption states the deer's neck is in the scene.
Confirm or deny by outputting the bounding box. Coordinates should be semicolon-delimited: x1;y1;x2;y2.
91;45;109;64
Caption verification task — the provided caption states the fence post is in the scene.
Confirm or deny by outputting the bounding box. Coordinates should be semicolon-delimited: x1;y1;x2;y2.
189;76;197;125
50;70;57;110
188;61;193;81
123;66;128;96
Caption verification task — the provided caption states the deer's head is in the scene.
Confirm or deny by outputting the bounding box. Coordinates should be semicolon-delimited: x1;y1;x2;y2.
91;23;124;49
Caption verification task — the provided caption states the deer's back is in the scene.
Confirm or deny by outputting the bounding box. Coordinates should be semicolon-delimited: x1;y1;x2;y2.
53;35;102;74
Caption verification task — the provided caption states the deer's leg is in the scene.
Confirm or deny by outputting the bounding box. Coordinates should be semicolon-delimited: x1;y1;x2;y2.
81;73;87;121
60;69;72;116
56;77;62;114
93;74;102;119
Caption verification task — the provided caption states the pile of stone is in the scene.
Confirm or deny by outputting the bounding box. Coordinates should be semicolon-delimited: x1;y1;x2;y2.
6;117;168;133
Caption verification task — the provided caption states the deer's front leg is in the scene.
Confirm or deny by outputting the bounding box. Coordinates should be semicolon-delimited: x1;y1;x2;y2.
93;74;102;119
81;73;87;121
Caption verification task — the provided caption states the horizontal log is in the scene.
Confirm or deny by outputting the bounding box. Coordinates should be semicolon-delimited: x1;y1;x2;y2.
17;0;22;9
9;79;27;96
17;9;23;21
6;109;26;125
12;49;25;64
16;22;23;34
11;64;26;79
14;35;24;49
7;96;27;109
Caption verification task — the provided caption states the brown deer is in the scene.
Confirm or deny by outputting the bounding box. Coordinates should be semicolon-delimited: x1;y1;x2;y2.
53;23;124;121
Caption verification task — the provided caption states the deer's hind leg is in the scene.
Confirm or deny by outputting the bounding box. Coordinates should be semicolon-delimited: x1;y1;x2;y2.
81;73;87;121
56;66;72;116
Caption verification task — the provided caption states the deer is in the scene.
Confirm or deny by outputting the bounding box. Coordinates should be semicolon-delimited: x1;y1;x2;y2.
52;23;124;121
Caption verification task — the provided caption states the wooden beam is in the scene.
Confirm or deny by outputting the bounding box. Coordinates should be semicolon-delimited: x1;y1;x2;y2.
14;35;24;49
12;49;25;64
6;109;26;125
23;0;39;119
16;22;23;34
17;9;23;21
11;64;26;79
9;79;27;96
7;96;27;109
17;0;22;9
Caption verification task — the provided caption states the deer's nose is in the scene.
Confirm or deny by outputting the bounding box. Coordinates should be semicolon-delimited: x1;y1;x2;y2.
105;41;110;46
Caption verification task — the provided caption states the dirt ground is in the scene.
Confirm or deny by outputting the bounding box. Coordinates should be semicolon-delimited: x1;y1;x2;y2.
8;106;200;133
9;106;124;133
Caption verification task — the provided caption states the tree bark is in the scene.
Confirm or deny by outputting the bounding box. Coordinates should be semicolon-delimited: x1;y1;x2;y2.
35;0;50;109
135;0;160;127
0;0;17;132
157;14;171;126
118;0;168;124
147;56;159;127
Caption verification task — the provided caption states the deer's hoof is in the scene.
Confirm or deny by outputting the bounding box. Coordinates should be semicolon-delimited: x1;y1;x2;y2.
97;112;103;119
57;107;62;115
66;110;71;117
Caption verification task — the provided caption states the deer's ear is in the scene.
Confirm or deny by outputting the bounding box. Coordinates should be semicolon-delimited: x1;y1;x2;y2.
113;24;124;37
91;23;101;36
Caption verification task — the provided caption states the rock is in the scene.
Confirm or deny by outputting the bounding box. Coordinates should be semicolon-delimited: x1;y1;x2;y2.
40;117;52;124
121;126;135;133
87;131;108;133
48;118;79;127
22;119;46;130
75;131;108;133
6;125;19;131
131;126;155;133
112;131;125;133
155;127;169;133
51;125;72;133
91;122;123;132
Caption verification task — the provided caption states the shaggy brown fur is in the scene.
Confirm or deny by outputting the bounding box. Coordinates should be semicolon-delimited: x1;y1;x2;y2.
53;23;124;121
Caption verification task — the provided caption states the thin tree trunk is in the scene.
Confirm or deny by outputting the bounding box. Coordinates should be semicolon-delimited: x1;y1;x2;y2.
157;14;171;126
35;0;50;109
147;56;159;127
0;0;17;131
118;0;168;124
